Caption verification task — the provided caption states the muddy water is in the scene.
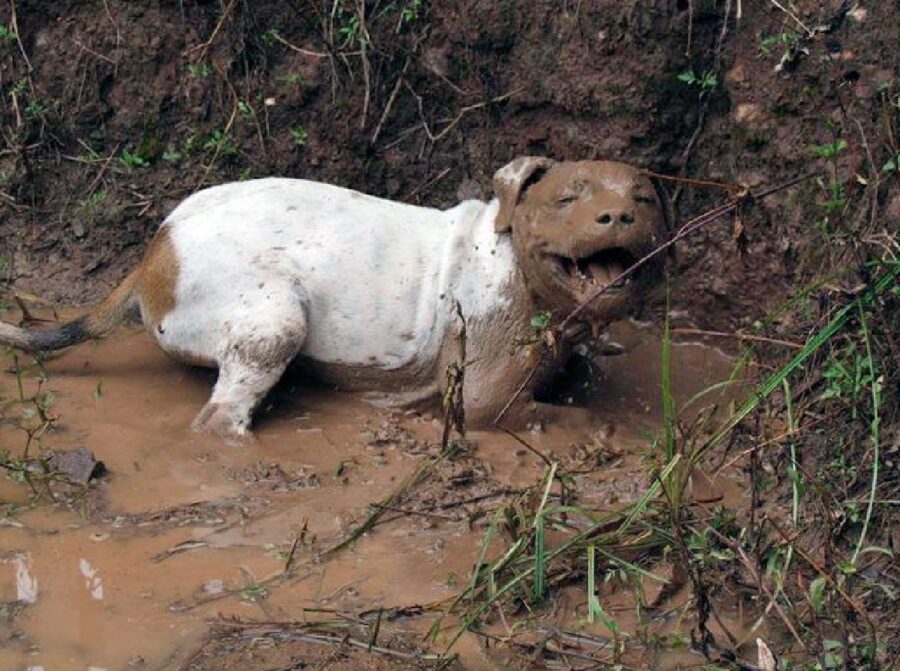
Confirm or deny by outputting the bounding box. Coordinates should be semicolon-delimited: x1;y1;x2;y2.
0;317;744;670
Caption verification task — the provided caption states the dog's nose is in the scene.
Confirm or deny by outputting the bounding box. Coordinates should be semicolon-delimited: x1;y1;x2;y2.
596;210;634;226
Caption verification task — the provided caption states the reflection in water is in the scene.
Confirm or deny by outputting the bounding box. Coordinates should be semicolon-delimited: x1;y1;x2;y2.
13;554;38;605
78;559;104;601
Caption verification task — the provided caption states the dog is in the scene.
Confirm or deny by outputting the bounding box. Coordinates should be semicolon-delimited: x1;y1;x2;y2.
0;157;670;439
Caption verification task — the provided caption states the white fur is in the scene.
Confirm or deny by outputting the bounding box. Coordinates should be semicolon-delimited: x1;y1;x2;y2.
152;178;513;375
599;173;632;200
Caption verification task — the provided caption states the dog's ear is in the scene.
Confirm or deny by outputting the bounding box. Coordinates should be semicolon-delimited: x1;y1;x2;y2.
492;156;555;233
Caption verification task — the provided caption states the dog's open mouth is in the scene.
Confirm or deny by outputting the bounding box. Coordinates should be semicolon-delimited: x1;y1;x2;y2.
551;247;639;292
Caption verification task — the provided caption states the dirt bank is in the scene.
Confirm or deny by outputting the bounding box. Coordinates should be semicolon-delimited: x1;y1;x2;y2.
1;1;895;333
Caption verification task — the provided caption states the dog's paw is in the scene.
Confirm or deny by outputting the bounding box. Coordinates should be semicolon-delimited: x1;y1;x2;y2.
191;403;257;445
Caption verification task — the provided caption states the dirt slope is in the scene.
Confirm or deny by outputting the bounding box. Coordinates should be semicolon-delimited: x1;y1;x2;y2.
1;1;895;333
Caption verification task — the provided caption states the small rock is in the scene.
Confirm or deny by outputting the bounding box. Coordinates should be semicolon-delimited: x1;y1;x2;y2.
47;447;106;485
725;62;748;85
733;103;763;125
848;6;867;22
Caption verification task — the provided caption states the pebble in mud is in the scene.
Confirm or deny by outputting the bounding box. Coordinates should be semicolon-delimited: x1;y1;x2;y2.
202;580;225;595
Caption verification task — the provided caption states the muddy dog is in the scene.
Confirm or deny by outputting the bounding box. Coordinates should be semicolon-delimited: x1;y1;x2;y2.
0;158;670;439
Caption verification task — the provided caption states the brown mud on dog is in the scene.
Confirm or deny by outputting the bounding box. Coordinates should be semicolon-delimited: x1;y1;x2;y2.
0;158;671;440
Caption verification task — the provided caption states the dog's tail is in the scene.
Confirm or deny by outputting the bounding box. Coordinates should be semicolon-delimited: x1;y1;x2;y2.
0;271;139;352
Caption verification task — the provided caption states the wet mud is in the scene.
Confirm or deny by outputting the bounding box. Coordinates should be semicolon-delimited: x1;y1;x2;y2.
1;317;743;670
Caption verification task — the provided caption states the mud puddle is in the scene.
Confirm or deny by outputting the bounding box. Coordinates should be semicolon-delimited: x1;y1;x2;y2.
0;316;745;670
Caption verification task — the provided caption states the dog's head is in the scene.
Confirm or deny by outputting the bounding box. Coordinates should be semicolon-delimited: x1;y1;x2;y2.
494;157;671;328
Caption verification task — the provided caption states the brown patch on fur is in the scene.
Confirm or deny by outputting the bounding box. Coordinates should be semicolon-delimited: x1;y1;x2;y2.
84;270;139;335
136;225;179;326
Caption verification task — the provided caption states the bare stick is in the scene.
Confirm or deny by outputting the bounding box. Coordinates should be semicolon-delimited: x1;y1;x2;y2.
371;64;409;145
672;328;803;349
638;169;743;194
186;0;238;60
267;30;327;58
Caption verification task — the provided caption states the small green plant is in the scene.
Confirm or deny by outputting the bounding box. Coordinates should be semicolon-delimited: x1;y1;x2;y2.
0;357;65;498
182;132;199;154
677;68;717;92
10;77;27;97
277;73;302;85
822;180;846;213
882;152;899;173
811;138;847;159
203;129;237;157
161;148;182;162
530;311;551;330
120;148;149;168
290;125;308;147
78;190;108;210
187;61;212;78
686;527;735;568
24;98;47;121
237;100;253;117
758;30;800;58
820;340;873;404
239;582;268;602
335;1;366;47
0;24;18;44
260;28;278;46
400;0;422;22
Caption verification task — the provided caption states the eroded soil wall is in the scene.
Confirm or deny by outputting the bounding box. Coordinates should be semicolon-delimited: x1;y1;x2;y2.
1;1;896;334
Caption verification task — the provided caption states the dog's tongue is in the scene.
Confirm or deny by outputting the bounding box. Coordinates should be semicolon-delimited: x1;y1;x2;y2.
587;262;625;284
586;262;607;283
